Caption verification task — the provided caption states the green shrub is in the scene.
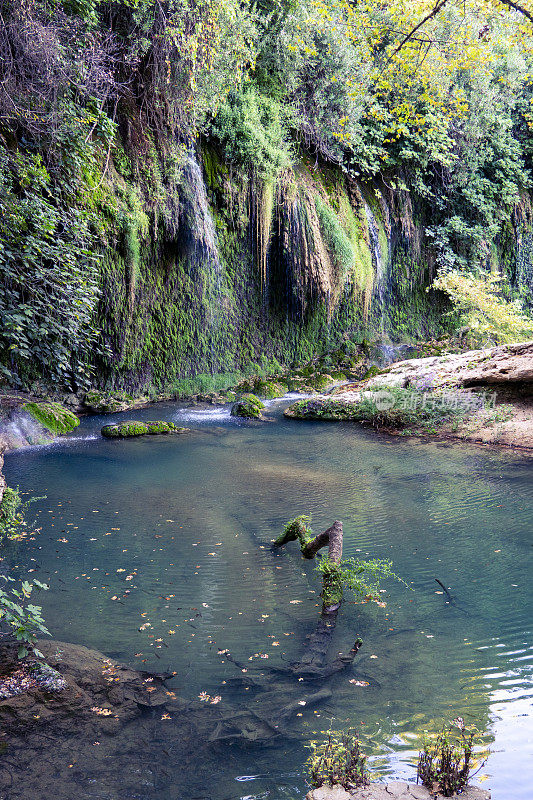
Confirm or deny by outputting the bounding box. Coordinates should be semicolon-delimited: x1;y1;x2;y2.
433;270;533;346
0;574;50;659
417;719;482;797
209;88;292;177
306;729;369;791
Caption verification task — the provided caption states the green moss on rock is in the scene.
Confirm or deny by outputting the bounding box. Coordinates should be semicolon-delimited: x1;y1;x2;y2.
101;420;189;437
23;402;80;435
230;394;265;419
311;373;335;391
145;421;189;434
253;380;285;399
83;390;136;413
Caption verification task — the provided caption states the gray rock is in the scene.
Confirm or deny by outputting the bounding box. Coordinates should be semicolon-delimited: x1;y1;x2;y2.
347;782;491;800
385;784;409;797
306;786;352;800
406;786;429;799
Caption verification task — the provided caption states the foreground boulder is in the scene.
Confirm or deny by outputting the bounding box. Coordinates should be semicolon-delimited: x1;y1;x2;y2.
101;420;189;437
230;393;265;418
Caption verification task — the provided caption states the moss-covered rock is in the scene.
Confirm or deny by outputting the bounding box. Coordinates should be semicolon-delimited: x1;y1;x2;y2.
311;374;335;391
83;390;137;414
230;394;265;419
23;402;80;435
361;365;384;381
101;420;189;438
145;421;189;435
101;420;148;437
253;380;286;399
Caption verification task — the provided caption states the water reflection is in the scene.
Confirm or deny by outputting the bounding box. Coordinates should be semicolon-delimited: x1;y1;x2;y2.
3;403;532;799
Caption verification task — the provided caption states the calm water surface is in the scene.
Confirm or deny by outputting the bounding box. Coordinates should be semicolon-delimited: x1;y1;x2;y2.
4;399;533;800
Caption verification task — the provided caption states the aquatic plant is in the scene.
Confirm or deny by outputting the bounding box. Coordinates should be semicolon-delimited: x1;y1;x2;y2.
315;555;401;608
306;728;369;791
417;718;484;797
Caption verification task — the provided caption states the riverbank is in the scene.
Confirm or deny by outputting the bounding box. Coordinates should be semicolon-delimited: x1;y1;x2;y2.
285;341;533;451
307;783;490;800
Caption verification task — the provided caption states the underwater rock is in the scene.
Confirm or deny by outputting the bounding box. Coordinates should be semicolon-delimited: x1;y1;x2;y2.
101;420;190;438
230;394;265;419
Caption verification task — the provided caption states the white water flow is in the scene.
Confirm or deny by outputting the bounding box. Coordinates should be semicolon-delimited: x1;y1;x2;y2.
364;202;386;332
181;151;222;279
180;151;223;368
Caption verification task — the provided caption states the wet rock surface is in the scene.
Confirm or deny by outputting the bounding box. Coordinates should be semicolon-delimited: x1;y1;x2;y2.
364;341;533;390
306;782;490;800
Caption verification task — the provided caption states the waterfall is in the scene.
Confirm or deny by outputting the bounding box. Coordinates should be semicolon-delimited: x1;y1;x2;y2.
180;151;222;279
363;202;387;332
1;411;55;450
179;151;224;371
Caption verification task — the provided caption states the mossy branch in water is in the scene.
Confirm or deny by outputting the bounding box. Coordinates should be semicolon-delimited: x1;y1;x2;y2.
276;515;405;609
273;514;313;549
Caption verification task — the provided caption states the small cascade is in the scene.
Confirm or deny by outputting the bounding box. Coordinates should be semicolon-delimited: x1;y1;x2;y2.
363;202;387;331
0;410;55;450
179;150;224;369
180;151;222;279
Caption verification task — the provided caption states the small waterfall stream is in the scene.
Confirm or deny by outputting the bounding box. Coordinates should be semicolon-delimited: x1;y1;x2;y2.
180;151;224;369
364;202;387;332
180;151;222;279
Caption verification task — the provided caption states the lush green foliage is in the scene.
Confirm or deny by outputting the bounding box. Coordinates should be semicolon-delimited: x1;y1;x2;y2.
0;150;102;389
417;719;482;797
434;270;533;345
306;729;368;790
210;89;292;177
315;555;401;607
0;488;44;541
1;0;533;389
0;575;50;659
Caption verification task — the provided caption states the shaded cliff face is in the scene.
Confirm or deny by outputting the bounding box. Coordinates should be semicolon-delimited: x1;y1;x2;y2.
96;146;450;393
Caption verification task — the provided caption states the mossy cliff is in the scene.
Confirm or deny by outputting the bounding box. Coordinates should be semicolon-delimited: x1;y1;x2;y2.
3;139;531;398
92;145;456;396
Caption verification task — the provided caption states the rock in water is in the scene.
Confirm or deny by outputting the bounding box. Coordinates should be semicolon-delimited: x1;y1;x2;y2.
101;421;190;438
230;394;265;419
22;401;79;435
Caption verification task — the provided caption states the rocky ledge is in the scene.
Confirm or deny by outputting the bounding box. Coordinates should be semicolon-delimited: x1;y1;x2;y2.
286;341;533;451
307;781;490;800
